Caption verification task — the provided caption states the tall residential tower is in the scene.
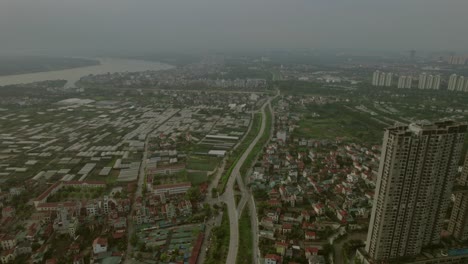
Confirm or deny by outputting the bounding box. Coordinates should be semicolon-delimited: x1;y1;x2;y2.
448;154;468;241
363;121;467;262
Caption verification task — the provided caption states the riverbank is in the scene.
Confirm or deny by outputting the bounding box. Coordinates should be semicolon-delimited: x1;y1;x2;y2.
0;57;173;88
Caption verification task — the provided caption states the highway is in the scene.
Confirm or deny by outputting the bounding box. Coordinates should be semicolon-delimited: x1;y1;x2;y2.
224;98;271;264
237;100;276;264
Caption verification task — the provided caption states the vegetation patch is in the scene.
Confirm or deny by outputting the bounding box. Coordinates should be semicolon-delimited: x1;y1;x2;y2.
240;104;272;177
186;155;220;171
219;113;262;192
205;207;230;264
187;171;208;185
237;207;253;264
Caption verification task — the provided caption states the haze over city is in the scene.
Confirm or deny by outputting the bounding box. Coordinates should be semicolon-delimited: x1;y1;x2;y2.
1;0;468;55
2;1;468;264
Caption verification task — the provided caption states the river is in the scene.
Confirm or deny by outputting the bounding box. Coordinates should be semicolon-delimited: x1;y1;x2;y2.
0;57;173;88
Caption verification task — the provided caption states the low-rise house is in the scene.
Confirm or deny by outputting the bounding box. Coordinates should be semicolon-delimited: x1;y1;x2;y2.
1;207;15;219
73;254;85;264
15;241;32;255
281;223;292;234
312;203;324;216
0;248;15;264
92;237;108;255
165;203;177;219
305;231;316;240
261;217;275;229
305;247;319;258
0;235;16;250
275;241;288;256
264;253;282;264
178;200;192;216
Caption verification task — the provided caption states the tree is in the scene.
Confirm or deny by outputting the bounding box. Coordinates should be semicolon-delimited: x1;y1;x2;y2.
211;188;218;198
203;203;212;217
130;233;138;246
186;186;201;201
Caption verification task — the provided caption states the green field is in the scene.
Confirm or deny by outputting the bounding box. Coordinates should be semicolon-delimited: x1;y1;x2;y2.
186;155;220;171
187;171;209;185
237;208;253;264
294;104;386;144
205;208;230;264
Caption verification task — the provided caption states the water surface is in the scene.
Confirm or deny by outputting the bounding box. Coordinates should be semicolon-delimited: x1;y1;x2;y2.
0;58;173;88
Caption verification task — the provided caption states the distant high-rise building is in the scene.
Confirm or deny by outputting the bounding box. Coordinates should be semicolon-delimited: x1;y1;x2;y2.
372;71;380;86
449;56;467;65
457;76;465;91
398;75;412;89
426;75;434;89
418;73;427;89
405;76;412;89
364;121;467;261
379;73;386;86
448;154;468;241
432;75;441;90
448;74;458;91
385;73;393;87
397;76;406;89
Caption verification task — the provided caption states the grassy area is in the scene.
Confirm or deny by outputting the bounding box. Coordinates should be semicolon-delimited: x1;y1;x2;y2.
187;171;208;185
219;113;263;192
186;155;220;171
237;207;253;264
240;104;272;177
294;104;386;144
47;186;105;202
205;207;230;264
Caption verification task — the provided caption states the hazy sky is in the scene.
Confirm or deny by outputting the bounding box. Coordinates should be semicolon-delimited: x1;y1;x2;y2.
1;0;468;55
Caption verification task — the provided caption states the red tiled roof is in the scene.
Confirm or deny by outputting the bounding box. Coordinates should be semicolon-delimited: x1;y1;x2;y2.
153;182;191;190
265;254;282;261
35;182;61;201
189;233;204;264
93;237;108;246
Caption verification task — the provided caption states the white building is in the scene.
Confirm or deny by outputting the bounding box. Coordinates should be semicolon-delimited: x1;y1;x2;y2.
418;73;427;89
384;73;393;87
372;71;380;86
405;76;412;89
432;75;441;90
397;76;406;89
448;74;458;91
426;75;434;89
379;73;386;86
456;76;465;91
92;237;108;255
277;130;287;142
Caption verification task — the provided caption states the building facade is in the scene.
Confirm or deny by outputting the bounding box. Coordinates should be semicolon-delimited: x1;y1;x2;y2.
448;74;458;91
364;121;467;261
448;154;468;241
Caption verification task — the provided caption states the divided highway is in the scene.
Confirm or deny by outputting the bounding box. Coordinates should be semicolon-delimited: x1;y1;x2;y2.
224;101;269;264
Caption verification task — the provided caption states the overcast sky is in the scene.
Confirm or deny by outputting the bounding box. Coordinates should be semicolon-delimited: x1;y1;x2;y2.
1;0;467;55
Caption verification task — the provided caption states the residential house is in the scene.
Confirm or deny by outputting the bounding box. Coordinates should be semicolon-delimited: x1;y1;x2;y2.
92;237;108;255
264;253;282;264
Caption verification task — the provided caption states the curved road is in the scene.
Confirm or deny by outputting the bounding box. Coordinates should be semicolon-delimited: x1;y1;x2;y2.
225;98;272;264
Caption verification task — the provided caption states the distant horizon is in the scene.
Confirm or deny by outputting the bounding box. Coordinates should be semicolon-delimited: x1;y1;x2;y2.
1;48;467;59
2;1;468;55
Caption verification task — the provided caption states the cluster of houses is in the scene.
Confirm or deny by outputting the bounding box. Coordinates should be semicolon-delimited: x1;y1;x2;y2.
250;98;381;264
0;182;130;263
76;61;267;90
